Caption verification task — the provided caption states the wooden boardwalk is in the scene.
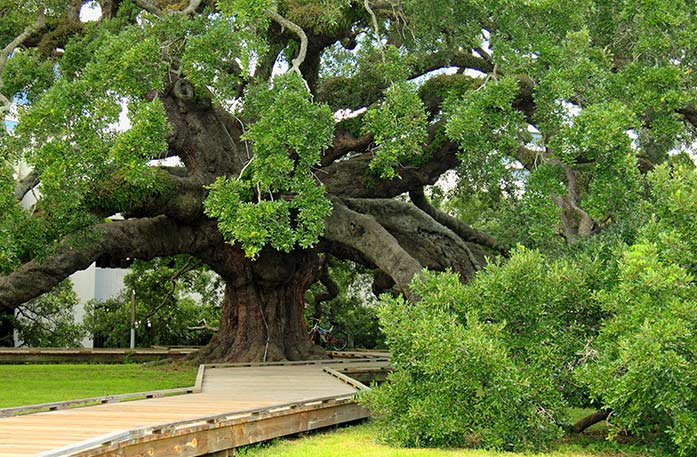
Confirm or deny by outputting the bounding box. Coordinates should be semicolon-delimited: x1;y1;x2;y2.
0;363;370;456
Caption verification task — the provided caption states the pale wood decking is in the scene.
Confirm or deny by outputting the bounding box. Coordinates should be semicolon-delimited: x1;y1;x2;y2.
0;364;358;456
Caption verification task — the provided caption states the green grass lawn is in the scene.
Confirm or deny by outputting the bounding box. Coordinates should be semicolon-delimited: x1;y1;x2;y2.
0;364;198;408
237;421;660;457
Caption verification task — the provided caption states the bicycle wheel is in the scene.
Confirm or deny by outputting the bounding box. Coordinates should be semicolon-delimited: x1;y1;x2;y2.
329;331;348;351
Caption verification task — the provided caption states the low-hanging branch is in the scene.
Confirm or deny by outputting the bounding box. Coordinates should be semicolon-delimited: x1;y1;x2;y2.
13;170;40;202
342;197;487;275
0;217;222;310
571;409;612;434
323;199;423;300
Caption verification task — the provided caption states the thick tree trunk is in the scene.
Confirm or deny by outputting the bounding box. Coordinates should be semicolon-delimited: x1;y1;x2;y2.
195;249;326;363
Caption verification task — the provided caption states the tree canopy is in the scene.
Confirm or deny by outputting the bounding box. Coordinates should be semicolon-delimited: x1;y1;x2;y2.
1;0;696;358
2;0;697;453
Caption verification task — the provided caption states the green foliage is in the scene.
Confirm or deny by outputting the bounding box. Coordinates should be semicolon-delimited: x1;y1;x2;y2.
444;77;528;197
370;281;564;451
84;257;222;347
0;163;33;271
14;280;86;347
371;242;637;450
362;81;428;179
1;48;55;103
579;166;697;456
304;260;384;349
3;16;174;250
282;0;353;36
204;73;334;257
646;164;697;274
218;0;273;27
453;248;612;406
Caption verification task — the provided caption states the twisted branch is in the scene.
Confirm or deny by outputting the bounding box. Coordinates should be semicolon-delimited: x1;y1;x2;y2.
134;0;162;16
0;9;46;121
267;9;308;76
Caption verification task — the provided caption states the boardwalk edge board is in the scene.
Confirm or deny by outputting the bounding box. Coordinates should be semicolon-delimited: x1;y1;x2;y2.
322;367;371;391
204;356;389;369
0;364;206;418
0;348;197;364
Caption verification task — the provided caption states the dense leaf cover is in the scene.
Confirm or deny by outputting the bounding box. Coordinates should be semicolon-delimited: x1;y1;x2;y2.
1;0;697;452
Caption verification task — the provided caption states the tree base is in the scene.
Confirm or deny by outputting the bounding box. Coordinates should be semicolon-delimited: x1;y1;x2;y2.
189;249;330;364
191;335;328;364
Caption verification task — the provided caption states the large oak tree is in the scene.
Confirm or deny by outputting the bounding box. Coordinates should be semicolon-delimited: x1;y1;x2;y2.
1;0;695;361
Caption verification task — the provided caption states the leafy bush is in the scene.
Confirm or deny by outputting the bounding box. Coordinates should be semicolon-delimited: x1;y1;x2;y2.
453;247;615;406
14;280;86;347
577;165;697;456
369;269;566;451
368;244;626;451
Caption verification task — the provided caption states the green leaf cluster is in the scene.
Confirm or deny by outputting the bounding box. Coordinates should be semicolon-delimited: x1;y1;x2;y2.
1;49;56;103
204;73;334;257
362;81;428;179
444;77;527;194
370;243;633;450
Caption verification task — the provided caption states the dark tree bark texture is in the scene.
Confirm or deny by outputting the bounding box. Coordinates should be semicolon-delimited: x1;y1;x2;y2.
194;249;325;362
0;309;14;347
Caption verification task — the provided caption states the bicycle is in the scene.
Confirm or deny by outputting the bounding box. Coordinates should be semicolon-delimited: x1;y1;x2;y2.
308;317;348;351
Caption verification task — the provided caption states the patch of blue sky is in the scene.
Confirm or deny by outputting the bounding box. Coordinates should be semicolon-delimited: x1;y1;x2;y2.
5;119;17;132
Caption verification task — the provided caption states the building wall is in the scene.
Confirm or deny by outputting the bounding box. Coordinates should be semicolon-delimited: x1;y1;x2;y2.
71;265;129;348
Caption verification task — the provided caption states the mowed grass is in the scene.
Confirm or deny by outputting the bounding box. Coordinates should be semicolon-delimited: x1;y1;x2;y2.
0;364;197;408
237;421;659;457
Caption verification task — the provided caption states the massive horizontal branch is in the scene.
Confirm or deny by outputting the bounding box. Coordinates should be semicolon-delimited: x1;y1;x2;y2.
321;129;373;166
323;199;423;299
116;174;210;222
317;48;494;111
0;217;221;310
320;125;460;198
409;188;507;256
342;197;487;279
13;170;40;201
415;49;495;76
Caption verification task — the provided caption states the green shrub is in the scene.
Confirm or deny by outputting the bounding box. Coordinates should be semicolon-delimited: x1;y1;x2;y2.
580;241;697;455
14;280;86;347
571;165;697;456
368;273;565;451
